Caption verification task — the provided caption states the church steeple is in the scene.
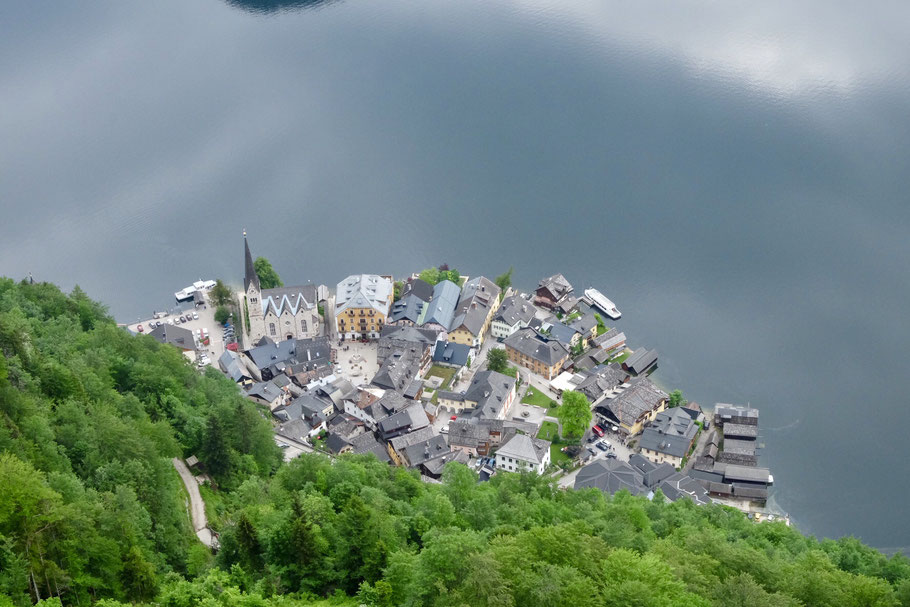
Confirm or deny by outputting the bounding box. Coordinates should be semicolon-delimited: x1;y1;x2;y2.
243;229;260;292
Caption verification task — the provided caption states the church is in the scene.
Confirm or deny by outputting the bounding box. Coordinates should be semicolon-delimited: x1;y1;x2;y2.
243;234;321;343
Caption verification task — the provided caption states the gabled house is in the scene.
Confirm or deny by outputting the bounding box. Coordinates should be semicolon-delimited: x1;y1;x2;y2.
335;274;394;340
490;296;536;340
503;327;570;380
149;324;196;355
389;294;427;327
246;379;290;410
592;328;626;354
449;276;501;347
387;425;437;465
371;347;425;392
639;407;700;468
343;389;380;426
377;403;430;441
534;274;574;311
377;325;438;364
436;370;516;420
401;278;435;302
622;348;658;376
418;279;461;332
218;350;253;385
596;377;668;436
432;340;474;369
495;433;551;475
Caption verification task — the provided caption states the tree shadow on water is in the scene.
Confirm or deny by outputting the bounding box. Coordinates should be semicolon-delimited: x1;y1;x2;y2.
224;0;341;14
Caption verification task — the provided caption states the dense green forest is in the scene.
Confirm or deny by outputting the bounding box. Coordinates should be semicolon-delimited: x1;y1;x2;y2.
2;278;910;606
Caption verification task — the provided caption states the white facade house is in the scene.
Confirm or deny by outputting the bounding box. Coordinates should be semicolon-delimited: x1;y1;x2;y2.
490;296;536;340
334;274;394;340
495;433;551;475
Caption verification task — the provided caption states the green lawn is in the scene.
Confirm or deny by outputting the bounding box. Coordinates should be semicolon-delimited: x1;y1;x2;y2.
610;349;631;364
537;420;560;441
596;324;610;336
425;364;457;389
522;386;559;412
550;444;572;467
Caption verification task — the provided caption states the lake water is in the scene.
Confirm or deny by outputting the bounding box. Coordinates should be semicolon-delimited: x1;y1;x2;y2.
2;0;910;550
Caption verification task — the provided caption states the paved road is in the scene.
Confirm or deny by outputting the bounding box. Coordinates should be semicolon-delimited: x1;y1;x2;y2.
172;458;216;548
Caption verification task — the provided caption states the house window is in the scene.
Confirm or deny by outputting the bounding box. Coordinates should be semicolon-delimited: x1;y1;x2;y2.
269;323;276;336
301;319;307;332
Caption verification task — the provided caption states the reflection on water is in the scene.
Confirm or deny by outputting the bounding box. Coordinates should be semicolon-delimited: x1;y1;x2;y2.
224;0;339;13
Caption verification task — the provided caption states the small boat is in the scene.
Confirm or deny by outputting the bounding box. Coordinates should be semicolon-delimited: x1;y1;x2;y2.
584;288;621;320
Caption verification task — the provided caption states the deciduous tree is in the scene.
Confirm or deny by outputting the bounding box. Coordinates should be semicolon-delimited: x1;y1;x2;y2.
556;390;592;440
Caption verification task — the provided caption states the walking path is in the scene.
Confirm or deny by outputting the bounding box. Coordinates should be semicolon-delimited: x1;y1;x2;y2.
172;458;216;549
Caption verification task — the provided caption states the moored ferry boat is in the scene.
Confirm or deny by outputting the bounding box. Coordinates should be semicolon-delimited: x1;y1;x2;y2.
584;287;621;319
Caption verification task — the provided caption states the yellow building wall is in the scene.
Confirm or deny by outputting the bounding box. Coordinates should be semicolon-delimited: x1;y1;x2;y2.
336;306;387;336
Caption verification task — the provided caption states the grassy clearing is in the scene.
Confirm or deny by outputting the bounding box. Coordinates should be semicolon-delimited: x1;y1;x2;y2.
537;420;560;441
522;386;558;411
610;349;631;364
198;483;226;531
550;444;573;467
425;364;457;389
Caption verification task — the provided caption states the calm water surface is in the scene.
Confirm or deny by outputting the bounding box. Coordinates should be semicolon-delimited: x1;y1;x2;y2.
3;0;910;550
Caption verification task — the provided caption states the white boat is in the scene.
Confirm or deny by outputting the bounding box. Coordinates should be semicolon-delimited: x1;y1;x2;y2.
175;279;217;302
584;288;621;320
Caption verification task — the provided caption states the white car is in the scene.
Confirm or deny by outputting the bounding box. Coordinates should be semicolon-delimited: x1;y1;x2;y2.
192;311;199;320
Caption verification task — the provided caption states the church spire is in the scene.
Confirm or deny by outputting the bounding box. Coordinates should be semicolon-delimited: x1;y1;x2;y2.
243;229;260;292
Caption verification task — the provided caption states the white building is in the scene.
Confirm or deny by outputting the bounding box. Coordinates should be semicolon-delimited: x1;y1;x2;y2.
495;433;551;475
490;295;537;340
335;274;394;340
243;235;321;343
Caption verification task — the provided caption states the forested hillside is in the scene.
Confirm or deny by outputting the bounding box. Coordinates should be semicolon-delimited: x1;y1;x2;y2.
2;278;910;607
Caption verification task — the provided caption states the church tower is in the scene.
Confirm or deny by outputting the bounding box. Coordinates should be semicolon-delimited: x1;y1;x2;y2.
243;231;263;323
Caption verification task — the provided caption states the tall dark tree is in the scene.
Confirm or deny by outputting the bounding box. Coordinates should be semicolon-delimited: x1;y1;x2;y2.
253;257;283;289
201;414;231;480
235;513;263;573
120;546;158;602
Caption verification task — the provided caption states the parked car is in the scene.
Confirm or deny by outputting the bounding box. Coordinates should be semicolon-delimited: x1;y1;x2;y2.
441;425;449;434
450;415;457;421
192;311;199;320
137;324;144;332
596;442;608;451
155;321;162;327
592;425;605;437
587;435;597;443
606;452;617;459
179;316;186;323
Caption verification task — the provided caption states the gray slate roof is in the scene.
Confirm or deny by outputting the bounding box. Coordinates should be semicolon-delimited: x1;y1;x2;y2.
463;370;516;419
260;284;317;317
623;348;658;375
247;380;283;404
638;430;692;458
433;341;472;367
504;328;569;366
149;324;196;351
494;295;536;326
600;377;667;428
536;274;573;300
575;459;648;496
335;274;393;316
390;294;427;324
219;350;251;382
496;433;549;465
371;347;424;392
451;276;500;336
244;236;259;291
420;280;461;329
401;278;434;302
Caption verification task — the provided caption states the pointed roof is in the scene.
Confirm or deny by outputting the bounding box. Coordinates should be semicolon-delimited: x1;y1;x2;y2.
243;233;259;291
